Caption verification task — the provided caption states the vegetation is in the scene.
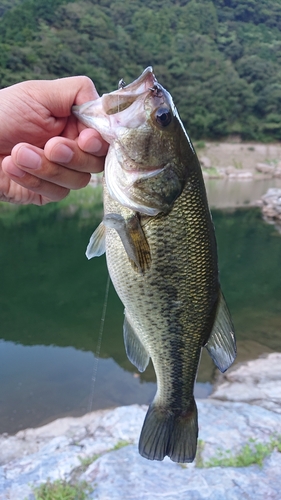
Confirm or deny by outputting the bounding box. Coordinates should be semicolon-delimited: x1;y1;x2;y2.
32;479;92;500
0;0;281;141
78;453;100;469
196;436;281;468
111;439;132;451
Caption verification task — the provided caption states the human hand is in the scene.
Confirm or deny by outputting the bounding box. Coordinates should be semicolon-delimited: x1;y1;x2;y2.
0;76;108;205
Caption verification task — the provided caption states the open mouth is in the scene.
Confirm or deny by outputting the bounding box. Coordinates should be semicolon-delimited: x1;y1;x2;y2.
104;95;138;115
103;67;157;116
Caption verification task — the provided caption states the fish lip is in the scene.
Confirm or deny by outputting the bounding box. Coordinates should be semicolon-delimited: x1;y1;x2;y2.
72;67;156;116
100;67;158;116
118;66;157;94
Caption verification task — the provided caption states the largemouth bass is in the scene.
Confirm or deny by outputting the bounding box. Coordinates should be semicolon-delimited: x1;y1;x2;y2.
73;67;236;463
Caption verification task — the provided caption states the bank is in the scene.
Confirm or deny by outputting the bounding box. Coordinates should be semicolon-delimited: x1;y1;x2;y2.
0;353;281;500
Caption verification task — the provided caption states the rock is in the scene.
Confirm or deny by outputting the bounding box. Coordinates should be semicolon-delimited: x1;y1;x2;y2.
258;188;281;223
274;168;281;178
211;353;281;414
228;171;253;180
1;400;281;500
263;205;279;218
199;156;212;168
262;187;281;201
82;442;281;500
255;163;275;174
1;354;281;500
224;166;237;175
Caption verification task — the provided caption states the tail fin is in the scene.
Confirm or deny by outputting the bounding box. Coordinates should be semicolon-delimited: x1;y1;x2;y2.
138;398;198;463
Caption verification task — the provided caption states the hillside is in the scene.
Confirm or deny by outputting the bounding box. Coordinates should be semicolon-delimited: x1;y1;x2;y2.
0;0;281;141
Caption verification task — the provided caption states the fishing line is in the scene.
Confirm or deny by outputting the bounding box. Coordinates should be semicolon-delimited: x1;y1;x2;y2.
87;273;110;413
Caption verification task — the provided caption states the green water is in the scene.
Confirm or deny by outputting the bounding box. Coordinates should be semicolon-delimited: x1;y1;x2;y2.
0;195;280;433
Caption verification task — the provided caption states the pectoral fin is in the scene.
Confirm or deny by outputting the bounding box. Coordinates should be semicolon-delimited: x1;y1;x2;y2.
103;213;151;274
85;222;106;260
123;310;150;372
205;291;236;373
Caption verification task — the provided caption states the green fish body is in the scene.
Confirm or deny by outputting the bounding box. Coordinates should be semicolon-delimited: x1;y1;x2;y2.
73;67;236;463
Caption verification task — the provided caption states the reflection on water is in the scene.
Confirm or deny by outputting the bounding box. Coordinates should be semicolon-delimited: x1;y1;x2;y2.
0;198;280;433
205;177;281;208
0;341;156;432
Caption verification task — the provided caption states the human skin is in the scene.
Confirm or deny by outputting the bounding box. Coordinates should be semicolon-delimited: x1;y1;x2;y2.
0;76;108;205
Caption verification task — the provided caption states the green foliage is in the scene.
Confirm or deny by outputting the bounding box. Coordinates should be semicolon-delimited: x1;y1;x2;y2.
0;0;281;139
111;439;132;451
197;436;281;468
78;453;100;468
76;440;130;474
195;439;205;468
32;479;92;500
194;141;206;149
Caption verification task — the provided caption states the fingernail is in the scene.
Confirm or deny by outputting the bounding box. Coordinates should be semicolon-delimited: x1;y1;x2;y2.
17;147;41;169
5;162;25;178
83;137;103;154
49;144;74;164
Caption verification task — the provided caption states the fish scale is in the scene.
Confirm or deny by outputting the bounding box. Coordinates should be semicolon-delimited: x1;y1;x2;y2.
73;66;236;463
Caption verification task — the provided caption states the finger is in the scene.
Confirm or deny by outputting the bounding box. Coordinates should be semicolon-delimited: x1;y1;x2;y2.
6;144;91;190
78;128;109;157
44;135;106;173
2;156;70;203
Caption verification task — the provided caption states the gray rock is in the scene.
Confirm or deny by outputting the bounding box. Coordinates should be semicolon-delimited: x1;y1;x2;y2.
224;166;237;175
228;171;253;180
1;355;281;500
274;167;281;178
256;162;275;174
259;188;281;224
211;353;281;413
199;156;212;168
84;446;281;500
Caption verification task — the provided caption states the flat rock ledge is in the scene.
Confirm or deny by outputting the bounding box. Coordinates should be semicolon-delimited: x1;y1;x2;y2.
1;353;281;500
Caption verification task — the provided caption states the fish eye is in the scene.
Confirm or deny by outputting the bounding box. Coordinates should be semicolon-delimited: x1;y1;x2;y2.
156;108;172;127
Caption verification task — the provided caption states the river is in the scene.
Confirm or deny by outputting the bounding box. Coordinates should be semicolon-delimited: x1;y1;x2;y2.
0;180;280;434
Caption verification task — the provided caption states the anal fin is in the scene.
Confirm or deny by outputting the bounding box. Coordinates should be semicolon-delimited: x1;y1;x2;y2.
205;291;236;373
123;310;149;372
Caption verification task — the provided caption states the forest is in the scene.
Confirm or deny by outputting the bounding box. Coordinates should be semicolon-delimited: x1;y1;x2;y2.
0;0;281;141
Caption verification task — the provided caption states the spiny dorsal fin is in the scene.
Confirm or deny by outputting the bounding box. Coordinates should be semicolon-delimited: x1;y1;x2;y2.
205;291;236;373
103;213;151;274
85;222;106;260
123;310;150;372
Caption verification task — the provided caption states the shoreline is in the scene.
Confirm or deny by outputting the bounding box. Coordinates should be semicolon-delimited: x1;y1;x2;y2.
197;141;281;179
1;353;281;500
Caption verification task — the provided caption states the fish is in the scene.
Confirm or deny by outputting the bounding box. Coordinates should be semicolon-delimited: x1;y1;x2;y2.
72;67;236;463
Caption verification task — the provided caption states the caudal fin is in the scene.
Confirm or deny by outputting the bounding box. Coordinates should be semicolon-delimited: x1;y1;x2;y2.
138;398;198;463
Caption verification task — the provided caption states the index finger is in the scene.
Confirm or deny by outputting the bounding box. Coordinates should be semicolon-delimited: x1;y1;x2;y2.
78;128;109;157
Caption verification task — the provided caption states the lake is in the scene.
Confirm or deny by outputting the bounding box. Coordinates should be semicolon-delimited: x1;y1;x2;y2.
0;183;281;434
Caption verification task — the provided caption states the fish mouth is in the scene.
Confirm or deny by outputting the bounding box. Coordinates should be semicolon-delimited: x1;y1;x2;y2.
72;67;158;134
101;67;157;116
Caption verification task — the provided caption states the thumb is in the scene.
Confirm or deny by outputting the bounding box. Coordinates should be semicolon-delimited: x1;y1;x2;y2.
27;76;100;119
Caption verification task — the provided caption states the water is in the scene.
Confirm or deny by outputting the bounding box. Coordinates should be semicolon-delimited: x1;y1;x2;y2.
0;193;280;434
205;176;281;208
